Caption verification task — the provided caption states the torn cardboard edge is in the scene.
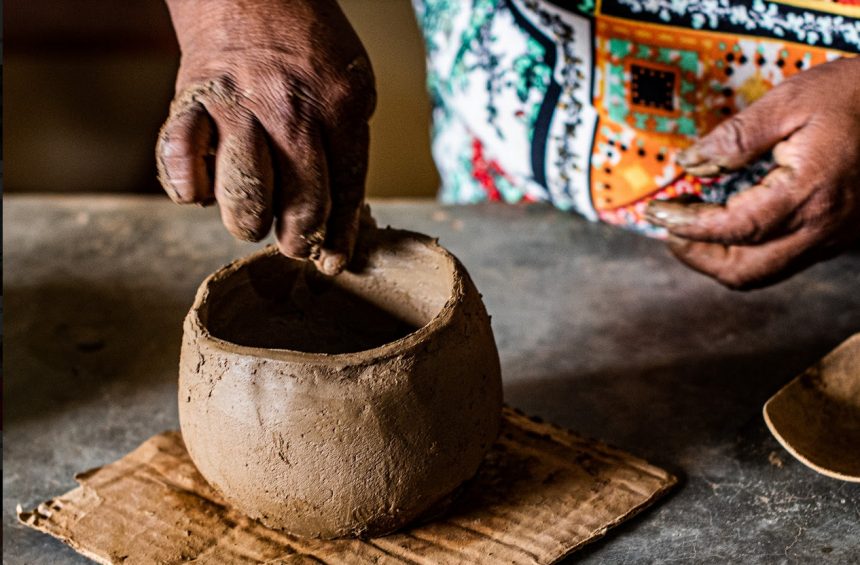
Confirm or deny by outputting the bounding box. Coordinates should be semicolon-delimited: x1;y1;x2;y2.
20;407;678;564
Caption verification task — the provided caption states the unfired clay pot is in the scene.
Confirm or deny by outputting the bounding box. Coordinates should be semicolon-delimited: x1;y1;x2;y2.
179;228;503;538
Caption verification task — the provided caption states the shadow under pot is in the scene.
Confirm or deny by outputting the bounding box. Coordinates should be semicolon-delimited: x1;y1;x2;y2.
178;228;503;539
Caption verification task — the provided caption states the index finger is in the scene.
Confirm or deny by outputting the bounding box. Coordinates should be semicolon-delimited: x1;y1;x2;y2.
646;166;802;245
317;119;370;275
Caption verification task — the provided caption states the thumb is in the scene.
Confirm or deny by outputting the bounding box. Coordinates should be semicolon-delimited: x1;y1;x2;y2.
678;84;808;176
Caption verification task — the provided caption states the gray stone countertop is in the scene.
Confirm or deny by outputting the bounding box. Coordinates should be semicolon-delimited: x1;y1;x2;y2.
4;195;859;563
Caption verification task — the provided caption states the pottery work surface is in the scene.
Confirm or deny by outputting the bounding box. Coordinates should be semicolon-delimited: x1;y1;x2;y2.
19;407;677;565
180;229;504;537
764;333;860;482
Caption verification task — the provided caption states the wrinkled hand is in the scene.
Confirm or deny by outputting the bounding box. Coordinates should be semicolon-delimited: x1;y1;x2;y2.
646;58;860;289
157;0;375;275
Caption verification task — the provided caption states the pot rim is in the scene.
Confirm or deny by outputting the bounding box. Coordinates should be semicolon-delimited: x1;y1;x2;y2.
186;228;466;365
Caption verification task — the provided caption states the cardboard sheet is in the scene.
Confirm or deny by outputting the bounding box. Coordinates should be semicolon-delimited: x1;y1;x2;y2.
19;407;677;564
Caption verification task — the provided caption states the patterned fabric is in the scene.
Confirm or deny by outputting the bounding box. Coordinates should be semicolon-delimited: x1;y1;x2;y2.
411;0;860;234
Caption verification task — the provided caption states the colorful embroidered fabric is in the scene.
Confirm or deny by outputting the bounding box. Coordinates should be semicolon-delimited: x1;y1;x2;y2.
411;0;860;234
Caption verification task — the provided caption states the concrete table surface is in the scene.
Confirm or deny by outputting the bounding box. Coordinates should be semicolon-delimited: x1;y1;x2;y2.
4;194;859;563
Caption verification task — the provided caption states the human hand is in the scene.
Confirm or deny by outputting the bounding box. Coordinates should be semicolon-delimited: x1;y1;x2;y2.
157;0;376;275
646;57;860;289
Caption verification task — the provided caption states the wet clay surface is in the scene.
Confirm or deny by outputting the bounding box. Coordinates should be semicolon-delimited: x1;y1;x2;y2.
207;261;420;354
180;233;502;538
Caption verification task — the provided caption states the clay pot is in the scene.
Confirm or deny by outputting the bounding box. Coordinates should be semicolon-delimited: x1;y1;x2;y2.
179;228;503;538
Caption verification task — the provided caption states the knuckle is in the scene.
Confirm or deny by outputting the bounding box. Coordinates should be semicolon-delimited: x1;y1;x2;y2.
771;140;802;172
697;206;758;245
173;75;238;111
715;268;755;291
330;67;376;119
755;77;800;115
209;74;235;92
267;61;376;125
270;75;319;126
214;107;255;133
713;249;755;290
291;204;329;233
772;77;801;102
732;211;767;244
718;116;750;156
329;85;368;116
204;75;239;102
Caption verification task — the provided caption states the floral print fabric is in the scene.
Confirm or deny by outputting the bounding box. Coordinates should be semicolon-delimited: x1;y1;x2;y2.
411;0;860;233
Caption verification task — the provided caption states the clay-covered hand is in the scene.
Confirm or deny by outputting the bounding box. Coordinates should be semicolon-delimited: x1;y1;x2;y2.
646;57;860;290
157;0;376;275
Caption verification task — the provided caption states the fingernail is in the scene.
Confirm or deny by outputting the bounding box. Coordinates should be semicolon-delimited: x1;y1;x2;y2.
685;163;722;177
645;201;696;228
677;146;724;176
319;253;347;276
676;147;704;167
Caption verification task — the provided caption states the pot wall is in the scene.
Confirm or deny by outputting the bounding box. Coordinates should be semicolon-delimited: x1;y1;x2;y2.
178;243;502;538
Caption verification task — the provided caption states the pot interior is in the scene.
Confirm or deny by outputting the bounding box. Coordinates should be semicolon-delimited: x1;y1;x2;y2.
202;232;455;354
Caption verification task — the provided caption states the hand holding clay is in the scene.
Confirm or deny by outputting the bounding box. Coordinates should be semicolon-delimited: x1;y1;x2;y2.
646;57;860;290
157;0;376;275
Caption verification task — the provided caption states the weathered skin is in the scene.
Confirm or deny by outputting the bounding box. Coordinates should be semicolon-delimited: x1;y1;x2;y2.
157;0;376;275
647;57;860;290
178;229;504;539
